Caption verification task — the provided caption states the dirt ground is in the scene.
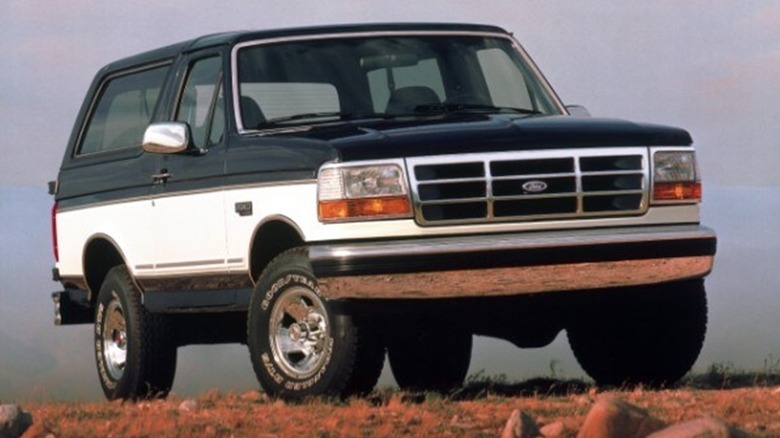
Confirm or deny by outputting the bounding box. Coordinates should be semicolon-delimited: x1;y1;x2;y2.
15;377;780;438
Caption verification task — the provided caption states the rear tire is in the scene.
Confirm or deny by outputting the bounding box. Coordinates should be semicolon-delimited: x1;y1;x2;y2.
94;266;177;400
387;323;472;392
247;248;384;400
567;279;707;387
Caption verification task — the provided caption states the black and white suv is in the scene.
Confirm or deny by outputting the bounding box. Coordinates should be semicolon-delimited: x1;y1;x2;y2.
50;23;717;400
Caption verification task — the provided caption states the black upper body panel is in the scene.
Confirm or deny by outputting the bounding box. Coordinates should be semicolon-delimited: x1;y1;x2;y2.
56;23;692;207
99;23;508;74
254;115;693;162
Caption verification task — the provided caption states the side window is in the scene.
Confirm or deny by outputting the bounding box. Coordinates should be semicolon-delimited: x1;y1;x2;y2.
367;58;445;112
79;65;169;155
176;56;223;149
477;48;533;109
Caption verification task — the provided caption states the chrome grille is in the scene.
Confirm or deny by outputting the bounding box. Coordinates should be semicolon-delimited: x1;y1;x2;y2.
407;149;648;226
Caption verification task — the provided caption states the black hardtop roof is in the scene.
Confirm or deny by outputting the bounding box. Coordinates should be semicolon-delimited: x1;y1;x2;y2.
100;22;509;73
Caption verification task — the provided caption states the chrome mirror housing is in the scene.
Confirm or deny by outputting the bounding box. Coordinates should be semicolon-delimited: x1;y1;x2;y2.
142;122;190;154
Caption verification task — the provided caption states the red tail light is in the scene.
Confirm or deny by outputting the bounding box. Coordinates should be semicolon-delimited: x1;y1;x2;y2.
51;202;59;262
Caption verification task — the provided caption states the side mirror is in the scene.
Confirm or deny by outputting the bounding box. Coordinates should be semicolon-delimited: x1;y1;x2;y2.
565;105;591;117
142;122;190;154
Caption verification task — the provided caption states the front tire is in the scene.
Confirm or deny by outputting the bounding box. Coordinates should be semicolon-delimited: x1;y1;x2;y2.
94;266;177;400
566;279;707;387
247;248;384;400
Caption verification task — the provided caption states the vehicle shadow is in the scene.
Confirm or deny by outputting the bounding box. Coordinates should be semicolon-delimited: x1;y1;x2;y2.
366;365;780;405
449;376;591;400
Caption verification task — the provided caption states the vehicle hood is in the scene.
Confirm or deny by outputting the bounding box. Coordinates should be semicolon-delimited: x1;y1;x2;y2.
281;115;693;162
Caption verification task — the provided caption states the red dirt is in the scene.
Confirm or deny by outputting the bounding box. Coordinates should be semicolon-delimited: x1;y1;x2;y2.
16;386;780;437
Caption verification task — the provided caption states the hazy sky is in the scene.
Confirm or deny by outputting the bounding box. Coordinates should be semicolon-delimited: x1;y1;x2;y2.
2;1;779;187
1;2;779;401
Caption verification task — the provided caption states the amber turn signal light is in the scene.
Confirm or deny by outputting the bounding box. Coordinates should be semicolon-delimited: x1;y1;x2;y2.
653;182;702;202
319;196;412;221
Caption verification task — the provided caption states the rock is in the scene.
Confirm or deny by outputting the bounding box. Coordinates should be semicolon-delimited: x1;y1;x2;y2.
241;391;267;403
501;409;541;438
647;417;755;438
577;397;666;438
540;421;566;437
0;404;33;438
178;399;198;412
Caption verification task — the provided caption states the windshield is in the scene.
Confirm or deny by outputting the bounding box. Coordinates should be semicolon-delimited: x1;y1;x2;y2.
235;34;563;131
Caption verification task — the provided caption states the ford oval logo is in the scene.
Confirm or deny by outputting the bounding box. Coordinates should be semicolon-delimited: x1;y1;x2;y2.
522;180;548;193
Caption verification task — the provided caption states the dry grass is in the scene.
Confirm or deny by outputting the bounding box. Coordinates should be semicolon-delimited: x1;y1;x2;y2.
15;373;780;438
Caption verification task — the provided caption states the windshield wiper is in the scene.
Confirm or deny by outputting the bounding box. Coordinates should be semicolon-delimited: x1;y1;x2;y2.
414;103;542;115
261;111;352;126
254;111;394;129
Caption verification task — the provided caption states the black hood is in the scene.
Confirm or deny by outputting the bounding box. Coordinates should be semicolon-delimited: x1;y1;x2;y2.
276;115;692;162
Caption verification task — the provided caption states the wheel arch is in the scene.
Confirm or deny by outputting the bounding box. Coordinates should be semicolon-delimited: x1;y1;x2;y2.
248;216;306;283
82;234;130;303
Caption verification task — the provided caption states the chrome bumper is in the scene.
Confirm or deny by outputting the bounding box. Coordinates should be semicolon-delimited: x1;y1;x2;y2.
309;225;716;300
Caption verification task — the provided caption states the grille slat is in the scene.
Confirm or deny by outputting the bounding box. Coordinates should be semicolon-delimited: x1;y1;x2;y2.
408;150;648;226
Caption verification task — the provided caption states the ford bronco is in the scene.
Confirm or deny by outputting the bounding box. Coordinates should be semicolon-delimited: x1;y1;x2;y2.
50;23;717;400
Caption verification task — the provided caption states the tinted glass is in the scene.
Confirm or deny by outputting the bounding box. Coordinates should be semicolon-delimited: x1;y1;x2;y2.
236;35;562;130
79;65;169;155
176;56;223;149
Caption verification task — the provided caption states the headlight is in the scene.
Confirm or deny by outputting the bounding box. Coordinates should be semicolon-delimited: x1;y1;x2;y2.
652;150;701;203
318;163;413;222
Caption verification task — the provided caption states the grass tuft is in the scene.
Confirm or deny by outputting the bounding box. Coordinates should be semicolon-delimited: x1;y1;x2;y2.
683;359;780;390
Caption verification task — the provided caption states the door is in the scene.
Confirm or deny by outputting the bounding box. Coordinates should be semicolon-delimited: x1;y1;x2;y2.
148;53;230;288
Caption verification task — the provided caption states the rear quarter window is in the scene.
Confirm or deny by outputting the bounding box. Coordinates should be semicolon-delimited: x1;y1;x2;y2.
78;64;170;156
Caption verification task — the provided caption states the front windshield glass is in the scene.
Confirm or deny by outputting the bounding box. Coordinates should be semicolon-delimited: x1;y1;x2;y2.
235;34;562;131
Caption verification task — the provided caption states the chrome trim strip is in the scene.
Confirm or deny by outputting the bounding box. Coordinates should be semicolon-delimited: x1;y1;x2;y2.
317;256;713;300
135;259;249;272
309;225;714;262
155;259;225;269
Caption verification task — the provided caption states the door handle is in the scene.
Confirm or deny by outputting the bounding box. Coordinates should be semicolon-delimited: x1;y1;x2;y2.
152;169;171;184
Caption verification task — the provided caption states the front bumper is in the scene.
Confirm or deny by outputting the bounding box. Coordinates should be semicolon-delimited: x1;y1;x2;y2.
309;225;716;300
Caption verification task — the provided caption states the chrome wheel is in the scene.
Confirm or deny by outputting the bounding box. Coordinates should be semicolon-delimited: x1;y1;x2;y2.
249;249;386;398
102;299;127;381
94;266;177;400
269;286;330;379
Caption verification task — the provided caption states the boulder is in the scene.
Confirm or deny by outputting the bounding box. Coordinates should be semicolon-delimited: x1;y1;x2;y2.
647;417;754;438
577;397;666;438
0;405;33;438
539;421;566;437
501;409;542;438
